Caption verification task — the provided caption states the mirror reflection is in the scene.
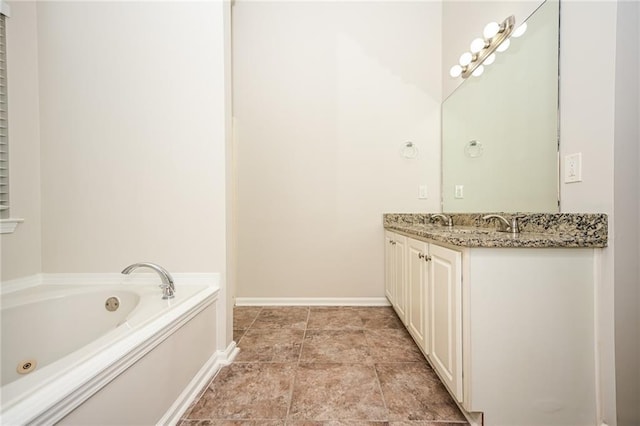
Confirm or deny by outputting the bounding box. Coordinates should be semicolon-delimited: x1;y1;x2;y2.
442;0;560;213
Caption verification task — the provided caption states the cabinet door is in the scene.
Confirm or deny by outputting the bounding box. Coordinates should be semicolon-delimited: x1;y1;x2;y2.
407;238;428;351
393;235;408;325
384;231;396;304
428;244;463;402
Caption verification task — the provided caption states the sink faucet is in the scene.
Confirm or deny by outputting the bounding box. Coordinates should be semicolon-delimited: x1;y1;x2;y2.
482;214;521;235
430;213;453;228
121;262;176;299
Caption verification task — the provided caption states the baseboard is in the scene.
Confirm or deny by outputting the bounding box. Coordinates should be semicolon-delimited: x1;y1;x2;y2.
235;297;391;306
159;342;239;425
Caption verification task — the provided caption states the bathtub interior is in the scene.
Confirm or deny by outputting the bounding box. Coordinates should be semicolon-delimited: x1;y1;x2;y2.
1;287;140;387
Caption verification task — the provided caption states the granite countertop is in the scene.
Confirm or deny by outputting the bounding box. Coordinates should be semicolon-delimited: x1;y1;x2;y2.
384;213;608;248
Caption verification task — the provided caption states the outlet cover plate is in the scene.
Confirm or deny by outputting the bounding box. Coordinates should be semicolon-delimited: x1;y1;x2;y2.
564;153;582;183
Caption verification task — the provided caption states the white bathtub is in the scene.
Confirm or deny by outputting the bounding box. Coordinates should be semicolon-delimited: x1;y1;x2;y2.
0;273;235;425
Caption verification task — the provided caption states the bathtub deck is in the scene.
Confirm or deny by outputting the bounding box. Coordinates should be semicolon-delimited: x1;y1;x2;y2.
180;306;468;425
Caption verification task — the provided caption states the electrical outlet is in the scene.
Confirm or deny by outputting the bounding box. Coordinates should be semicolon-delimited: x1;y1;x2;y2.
455;185;464;199
419;185;428;199
564;153;582;183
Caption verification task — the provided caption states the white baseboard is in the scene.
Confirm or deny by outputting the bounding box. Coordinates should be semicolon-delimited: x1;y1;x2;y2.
235;297;391;307
159;342;239;425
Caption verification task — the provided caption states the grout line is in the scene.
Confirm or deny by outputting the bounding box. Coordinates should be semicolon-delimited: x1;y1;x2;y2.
284;306;310;421
245;305;263;330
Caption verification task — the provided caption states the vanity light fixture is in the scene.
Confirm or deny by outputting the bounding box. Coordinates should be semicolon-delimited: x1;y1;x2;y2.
450;15;526;79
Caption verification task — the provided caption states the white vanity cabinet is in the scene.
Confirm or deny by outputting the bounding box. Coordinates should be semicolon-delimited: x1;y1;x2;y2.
387;232;463;402
384;230;407;325
427;243;462;402
406;238;428;350
384;228;598;426
460;247;597;426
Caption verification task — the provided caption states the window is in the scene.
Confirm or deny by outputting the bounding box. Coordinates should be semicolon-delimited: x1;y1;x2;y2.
0;4;20;234
0;13;8;220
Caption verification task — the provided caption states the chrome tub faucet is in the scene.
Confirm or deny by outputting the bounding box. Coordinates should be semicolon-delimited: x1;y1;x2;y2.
121;262;176;299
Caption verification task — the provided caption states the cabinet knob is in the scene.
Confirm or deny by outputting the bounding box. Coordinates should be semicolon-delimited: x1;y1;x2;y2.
425;254;432;262
418;253;425;259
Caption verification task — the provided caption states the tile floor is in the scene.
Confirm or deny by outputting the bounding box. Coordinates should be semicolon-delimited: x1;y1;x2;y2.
181;306;468;425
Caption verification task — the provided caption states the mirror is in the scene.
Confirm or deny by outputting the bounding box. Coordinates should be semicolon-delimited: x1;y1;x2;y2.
442;0;559;213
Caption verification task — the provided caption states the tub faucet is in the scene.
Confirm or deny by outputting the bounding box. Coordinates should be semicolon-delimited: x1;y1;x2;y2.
121;262;175;299
482;214;521;235
430;213;453;228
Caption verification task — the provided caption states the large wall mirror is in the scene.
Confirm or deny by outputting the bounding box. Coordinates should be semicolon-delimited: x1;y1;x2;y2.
442;0;560;213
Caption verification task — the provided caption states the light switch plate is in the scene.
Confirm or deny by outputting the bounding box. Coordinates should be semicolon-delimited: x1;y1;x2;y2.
455;185;464;199
418;185;428;199
564;153;582;183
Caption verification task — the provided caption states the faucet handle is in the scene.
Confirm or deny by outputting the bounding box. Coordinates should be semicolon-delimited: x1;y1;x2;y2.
510;215;527;234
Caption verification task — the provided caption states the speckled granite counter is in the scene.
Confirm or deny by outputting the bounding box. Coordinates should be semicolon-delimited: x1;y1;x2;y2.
384;213;608;248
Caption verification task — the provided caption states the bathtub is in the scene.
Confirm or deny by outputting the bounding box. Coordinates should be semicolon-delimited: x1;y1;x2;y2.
0;273;235;425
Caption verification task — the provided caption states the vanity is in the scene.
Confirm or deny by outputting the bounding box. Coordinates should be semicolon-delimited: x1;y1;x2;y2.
383;212;607;426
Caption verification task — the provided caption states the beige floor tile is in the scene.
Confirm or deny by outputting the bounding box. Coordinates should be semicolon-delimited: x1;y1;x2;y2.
307;307;365;330
251;307;309;330
186;363;296;421
375;363;466;422
234;329;247;342
300;330;373;363
288;363;388;422
181;421;285;426
233;307;263;330
364;329;426;363
355;307;404;330
235;329;304;362
287;422;390;426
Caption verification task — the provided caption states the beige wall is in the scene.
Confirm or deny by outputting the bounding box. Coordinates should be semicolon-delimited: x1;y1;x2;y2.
0;1;42;281
35;1;229;274
613;2;640;424
233;1;442;299
559;3;618;424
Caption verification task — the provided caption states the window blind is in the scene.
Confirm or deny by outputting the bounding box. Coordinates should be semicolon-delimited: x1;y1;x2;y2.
0;14;8;218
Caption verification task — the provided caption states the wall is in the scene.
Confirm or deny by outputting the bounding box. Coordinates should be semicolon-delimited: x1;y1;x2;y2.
0;1;42;281
36;1;229;276
559;2;618;424
613;2;640;424
233;0;441;299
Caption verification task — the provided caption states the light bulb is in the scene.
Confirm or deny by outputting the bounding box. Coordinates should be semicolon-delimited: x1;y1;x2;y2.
483;22;500;39
459;52;473;66
483;53;496;65
449;65;463;78
472;65;484;77
512;22;527;38
470;38;486;54
496;38;510;52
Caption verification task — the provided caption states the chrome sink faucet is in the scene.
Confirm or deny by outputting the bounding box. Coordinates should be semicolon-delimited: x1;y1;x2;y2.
121;262;176;299
430;213;453;228
482;214;521;235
